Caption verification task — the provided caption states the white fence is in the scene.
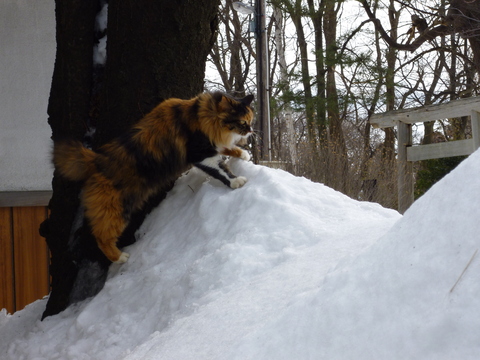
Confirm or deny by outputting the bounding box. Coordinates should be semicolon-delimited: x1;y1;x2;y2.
370;96;480;213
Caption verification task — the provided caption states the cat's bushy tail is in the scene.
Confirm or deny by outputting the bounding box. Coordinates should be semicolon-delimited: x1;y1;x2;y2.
53;140;96;181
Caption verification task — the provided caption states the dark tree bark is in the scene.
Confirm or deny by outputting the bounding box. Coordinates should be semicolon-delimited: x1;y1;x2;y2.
40;0;219;319
96;0;220;142
321;0;348;194
40;0;98;320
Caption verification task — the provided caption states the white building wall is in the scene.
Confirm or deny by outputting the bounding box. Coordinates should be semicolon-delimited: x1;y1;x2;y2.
0;0;55;191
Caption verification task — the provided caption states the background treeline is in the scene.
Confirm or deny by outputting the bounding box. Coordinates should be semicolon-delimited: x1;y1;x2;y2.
206;0;480;210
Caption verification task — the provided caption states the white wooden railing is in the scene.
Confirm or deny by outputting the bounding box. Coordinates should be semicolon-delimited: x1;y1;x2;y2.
370;96;480;214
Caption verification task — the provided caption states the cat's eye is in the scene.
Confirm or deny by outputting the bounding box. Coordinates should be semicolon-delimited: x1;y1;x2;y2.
240;120;246;125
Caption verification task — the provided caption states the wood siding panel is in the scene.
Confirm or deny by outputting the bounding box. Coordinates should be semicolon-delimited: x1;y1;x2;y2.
0;207;14;314
13;207;49;311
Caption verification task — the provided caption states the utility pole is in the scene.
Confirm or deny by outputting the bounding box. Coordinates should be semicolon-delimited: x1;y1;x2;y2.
255;0;271;161
233;0;270;161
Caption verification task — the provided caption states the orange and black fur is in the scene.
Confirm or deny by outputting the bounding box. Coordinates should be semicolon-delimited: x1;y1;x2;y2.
54;92;254;263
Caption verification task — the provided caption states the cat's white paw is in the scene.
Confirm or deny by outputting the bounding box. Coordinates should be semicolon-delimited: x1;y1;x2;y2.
115;252;130;264
240;150;251;161
230;176;248;189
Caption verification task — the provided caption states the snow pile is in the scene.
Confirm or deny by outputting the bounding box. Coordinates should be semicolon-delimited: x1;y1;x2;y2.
225;152;480;359
1;150;480;359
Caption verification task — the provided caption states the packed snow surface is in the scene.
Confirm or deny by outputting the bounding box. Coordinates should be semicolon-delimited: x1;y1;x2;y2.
2;152;480;359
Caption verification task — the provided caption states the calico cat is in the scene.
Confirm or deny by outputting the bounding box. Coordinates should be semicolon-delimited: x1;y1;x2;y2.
54;91;254;264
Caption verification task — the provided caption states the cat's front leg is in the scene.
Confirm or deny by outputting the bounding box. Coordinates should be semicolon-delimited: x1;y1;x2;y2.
220;146;250;162
239;149;250;161
195;155;247;189
229;175;248;189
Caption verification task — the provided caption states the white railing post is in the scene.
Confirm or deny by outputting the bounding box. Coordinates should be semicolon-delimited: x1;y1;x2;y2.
370;98;480;214
397;121;414;214
471;110;480;151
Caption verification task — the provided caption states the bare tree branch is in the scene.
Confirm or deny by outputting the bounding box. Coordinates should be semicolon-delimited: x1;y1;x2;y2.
359;0;453;52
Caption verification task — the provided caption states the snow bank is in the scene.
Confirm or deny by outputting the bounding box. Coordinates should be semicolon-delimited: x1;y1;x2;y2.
225;151;480;360
0;160;399;359
2;148;479;359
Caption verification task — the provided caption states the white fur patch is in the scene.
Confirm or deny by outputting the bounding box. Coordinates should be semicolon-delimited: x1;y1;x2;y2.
115;252;130;264
240;149;250;161
231;133;244;145
200;155;223;168
230;176;248;189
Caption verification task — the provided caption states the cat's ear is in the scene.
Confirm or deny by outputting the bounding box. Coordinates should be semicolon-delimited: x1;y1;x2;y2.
241;94;254;107
213;92;233;112
212;91;224;104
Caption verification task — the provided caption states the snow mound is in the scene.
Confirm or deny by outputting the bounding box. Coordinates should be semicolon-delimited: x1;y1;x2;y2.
0;159;398;359
7;149;480;358
226;151;480;360
3;150;480;358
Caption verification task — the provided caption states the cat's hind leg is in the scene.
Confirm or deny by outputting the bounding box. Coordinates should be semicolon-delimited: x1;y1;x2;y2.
83;174;130;263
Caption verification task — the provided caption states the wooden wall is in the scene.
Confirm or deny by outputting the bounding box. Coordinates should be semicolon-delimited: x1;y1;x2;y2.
0;206;50;314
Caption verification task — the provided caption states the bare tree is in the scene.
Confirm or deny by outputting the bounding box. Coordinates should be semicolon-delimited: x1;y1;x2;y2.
208;0;255;96
360;0;480;73
272;5;297;167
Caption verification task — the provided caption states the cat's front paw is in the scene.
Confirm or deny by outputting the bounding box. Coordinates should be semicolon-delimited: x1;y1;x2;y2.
115;252;130;264
240;149;251;161
230;176;248;189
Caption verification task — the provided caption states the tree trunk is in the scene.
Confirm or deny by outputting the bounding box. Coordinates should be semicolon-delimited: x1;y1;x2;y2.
273;6;297;168
323;0;348;193
306;0;327;146
97;0;219;142
382;0;399;161
41;0;219;319
40;0;99;320
289;1;315;143
361;13;384;202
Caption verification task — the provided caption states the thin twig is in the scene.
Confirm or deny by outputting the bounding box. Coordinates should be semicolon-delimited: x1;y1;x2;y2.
450;249;478;293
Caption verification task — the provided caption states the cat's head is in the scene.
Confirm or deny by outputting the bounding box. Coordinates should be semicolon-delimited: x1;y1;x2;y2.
213;92;255;138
